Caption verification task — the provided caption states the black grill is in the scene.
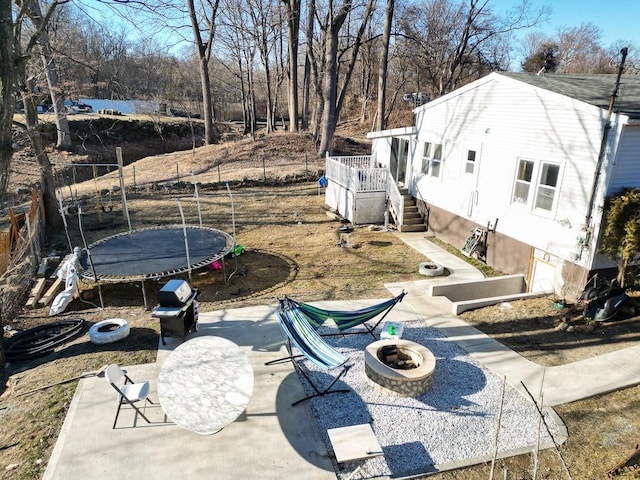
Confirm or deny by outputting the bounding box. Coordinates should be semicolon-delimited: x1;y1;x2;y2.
152;279;199;345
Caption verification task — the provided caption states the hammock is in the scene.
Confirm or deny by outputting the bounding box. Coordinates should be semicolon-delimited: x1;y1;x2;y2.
281;290;406;338
265;303;350;406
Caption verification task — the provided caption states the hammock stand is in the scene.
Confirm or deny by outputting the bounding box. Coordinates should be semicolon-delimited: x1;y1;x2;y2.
266;304;351;406
281;290;407;340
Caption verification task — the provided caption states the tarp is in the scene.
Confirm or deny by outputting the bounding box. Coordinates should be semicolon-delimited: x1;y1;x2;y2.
49;247;82;316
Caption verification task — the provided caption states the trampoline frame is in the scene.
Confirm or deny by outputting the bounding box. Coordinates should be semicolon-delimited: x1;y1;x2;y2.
67;184;240;310
79;225;234;282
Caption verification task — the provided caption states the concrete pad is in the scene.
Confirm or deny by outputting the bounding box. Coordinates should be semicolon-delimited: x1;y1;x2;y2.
43;306;335;480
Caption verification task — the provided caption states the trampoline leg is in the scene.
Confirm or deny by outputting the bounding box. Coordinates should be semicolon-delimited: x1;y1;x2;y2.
97;282;104;309
141;281;149;310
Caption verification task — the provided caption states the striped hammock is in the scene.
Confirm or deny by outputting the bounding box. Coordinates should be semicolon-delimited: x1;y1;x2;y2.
280;290;406;334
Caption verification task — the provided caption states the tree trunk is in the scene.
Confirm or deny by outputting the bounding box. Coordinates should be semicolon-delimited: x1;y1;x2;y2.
375;0;394;131
317;28;341;157
316;1;351;157
41;54;71;149
247;50;257;140
283;0;300;132
26;0;71;149
21;78;60;228
0;0;15;197
197;53;215;144
187;0;219;145
335;0;375;122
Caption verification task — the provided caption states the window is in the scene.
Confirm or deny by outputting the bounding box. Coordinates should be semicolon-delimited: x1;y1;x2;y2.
421;142;443;177
512;158;561;212
534;162;560;211
465;149;477;174
512;159;534;204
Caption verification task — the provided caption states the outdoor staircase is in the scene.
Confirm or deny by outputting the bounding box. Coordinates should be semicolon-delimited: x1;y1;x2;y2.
397;188;426;232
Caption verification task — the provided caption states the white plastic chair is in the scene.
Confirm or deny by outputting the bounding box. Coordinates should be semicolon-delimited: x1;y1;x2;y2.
104;364;154;429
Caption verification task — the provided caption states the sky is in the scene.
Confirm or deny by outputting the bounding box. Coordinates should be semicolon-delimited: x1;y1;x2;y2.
491;0;640;69
77;0;640;68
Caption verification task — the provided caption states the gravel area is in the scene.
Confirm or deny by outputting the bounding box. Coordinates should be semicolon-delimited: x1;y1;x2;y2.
293;321;564;479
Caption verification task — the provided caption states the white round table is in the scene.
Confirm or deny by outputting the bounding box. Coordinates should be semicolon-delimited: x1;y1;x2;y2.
157;336;254;435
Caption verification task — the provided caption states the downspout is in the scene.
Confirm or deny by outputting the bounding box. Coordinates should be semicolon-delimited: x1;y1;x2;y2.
580;47;628;258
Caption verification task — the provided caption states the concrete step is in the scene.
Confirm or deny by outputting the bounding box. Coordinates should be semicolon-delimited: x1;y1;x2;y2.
399;223;427;232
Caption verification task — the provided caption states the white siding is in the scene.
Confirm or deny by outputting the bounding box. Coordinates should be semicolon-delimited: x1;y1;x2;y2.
608;125;640;194
411;73;609;264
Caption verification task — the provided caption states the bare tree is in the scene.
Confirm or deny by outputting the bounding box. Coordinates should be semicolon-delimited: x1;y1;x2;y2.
23;0;71;149
520;36;560;73
0;0;64;226
397;0;548;97
0;0;15;196
316;0;376;157
375;0;393;131
282;0;300;131
187;0;220;145
245;0;283;133
556;23;615;74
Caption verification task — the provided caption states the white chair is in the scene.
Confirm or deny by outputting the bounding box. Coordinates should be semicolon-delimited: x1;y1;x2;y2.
104;364;154;429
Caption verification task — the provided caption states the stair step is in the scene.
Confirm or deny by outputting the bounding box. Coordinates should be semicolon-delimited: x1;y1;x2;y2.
399;224;427;232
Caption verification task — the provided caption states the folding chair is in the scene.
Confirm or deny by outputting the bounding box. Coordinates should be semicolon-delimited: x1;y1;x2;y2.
266;305;351;406
104;364;155;429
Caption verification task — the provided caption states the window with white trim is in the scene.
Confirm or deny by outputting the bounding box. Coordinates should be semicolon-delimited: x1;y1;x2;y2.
421;142;443;177
465;149;477;174
534;162;560;211
512;158;560;212
512;159;534;205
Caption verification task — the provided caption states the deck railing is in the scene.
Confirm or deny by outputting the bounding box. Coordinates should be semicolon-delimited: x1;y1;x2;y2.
325;155;387;192
387;180;404;225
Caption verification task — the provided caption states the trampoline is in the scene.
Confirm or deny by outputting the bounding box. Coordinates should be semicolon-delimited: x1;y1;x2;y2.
80;225;234;282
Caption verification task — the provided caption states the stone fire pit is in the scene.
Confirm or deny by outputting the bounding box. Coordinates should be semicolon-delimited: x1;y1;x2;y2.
364;339;436;397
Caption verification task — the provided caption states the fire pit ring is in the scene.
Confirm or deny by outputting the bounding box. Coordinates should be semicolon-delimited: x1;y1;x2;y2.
364;339;436;397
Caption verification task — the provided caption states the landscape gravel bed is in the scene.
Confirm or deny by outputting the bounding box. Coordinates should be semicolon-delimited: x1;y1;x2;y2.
294;321;565;478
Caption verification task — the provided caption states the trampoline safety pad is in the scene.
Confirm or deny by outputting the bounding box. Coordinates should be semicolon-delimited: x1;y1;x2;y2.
80;226;234;281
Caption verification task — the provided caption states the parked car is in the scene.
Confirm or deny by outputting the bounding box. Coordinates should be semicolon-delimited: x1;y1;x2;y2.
402;92;430;106
64;100;93;114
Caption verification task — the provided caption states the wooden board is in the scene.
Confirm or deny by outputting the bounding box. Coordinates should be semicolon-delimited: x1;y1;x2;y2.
26;278;47;307
38;278;63;306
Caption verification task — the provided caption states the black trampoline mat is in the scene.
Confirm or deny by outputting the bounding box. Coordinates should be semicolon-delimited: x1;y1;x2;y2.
81;226;232;280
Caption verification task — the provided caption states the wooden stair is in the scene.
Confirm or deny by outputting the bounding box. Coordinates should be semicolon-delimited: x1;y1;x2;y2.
397;188;426;232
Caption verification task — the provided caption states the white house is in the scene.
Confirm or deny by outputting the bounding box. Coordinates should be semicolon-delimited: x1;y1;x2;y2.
365;72;640;299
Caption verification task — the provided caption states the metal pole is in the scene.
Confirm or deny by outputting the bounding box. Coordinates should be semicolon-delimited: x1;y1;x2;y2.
193;175;203;227
225;182;239;283
77;204;104;309
177;198;192;282
489;375;506;480
116;147;132;232
56;190;73;251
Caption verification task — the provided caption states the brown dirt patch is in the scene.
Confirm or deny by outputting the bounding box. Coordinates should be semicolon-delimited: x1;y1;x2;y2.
459;294;640;367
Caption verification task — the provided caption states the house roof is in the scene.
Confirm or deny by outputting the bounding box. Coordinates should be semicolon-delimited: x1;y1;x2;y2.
497;72;640;119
